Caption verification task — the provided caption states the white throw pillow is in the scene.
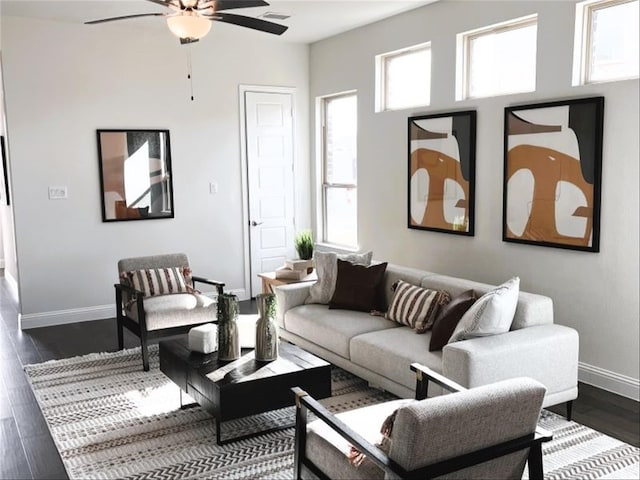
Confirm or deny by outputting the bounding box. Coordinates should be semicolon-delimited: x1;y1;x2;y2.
305;250;373;305
448;277;520;343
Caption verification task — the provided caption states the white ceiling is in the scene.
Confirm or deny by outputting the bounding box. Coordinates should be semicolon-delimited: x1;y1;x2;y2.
0;0;437;44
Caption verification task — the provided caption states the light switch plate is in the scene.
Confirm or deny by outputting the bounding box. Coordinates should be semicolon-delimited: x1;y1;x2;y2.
209;182;218;194
49;186;68;200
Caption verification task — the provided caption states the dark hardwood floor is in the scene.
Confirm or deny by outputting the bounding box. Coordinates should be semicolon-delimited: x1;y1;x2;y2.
0;278;638;479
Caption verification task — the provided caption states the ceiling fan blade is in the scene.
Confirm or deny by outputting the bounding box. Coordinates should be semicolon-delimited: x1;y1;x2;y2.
85;13;166;25
210;12;287;35
208;1;269;11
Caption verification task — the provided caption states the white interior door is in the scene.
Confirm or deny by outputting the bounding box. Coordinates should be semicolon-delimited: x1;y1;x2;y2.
245;91;295;297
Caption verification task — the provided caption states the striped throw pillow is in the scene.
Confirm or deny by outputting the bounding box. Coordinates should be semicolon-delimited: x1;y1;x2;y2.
124;267;189;297
386;280;450;333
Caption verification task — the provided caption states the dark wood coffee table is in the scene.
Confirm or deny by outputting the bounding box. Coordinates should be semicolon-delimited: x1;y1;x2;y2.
159;338;331;445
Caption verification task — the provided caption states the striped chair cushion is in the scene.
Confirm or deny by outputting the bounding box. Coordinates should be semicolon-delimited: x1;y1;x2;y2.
386;280;450;333
122;267;190;297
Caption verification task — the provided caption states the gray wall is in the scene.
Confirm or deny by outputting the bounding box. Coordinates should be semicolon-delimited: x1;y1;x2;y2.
310;1;639;398
0;16;310;323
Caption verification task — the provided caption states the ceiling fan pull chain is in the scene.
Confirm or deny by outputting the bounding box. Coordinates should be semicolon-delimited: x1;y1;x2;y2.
187;48;195;101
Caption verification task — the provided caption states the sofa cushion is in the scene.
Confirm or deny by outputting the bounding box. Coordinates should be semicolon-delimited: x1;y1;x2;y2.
381;264;435;311
306;399;414;480
127;293;216;330
284;304;399;358
449;277;519;344
386;280;449;333
307;251;373;305
329;261;388;312
350;327;443;392
429;289;477;351
421;274;552;330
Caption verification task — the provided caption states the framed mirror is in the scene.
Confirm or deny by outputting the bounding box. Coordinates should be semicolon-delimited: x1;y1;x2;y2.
97;129;174;222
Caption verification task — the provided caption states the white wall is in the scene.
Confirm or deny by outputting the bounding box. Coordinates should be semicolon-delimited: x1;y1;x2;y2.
0;16;309;324
310;1;639;398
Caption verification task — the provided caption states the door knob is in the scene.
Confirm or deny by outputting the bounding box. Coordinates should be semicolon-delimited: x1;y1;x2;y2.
250;220;263;227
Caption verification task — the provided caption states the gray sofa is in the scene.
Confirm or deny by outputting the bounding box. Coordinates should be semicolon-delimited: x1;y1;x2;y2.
275;263;579;412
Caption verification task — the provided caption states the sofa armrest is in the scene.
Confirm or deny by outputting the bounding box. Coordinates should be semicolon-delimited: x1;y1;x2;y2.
274;282;312;328
442;324;579;405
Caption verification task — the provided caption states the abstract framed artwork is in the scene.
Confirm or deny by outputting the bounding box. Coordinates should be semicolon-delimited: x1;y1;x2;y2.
503;97;604;252
97;129;174;222
408;110;476;235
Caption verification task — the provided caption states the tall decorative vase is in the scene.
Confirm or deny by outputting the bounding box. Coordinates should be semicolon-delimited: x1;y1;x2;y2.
255;293;278;362
217;293;240;361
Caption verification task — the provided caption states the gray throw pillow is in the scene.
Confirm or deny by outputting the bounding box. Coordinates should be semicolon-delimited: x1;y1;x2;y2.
448;277;520;344
305;250;373;305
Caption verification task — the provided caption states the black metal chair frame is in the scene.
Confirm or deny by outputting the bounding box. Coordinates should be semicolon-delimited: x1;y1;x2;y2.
115;276;225;371
292;363;553;480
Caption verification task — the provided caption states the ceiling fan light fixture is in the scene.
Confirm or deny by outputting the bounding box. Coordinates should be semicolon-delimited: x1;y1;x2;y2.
167;13;212;40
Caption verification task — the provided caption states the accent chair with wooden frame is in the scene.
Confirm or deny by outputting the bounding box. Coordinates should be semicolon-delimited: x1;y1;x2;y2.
115;253;225;371
293;364;552;480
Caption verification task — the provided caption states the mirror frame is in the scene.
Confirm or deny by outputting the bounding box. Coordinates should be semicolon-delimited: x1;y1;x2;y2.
96;129;175;222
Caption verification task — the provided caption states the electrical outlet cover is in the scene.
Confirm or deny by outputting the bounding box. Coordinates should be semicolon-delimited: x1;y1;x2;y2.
48;186;68;200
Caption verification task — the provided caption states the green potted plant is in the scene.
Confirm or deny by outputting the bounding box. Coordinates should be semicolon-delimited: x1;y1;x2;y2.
283;230;314;275
294;230;314;260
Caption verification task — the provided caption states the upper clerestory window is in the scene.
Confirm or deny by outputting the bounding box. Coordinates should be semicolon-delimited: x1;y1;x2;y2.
573;0;639;85
456;15;538;100
375;42;431;112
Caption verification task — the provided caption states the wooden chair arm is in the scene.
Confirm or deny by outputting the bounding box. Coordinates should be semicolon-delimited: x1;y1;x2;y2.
192;276;225;295
291;387;406;479
410;362;467;400
114;283;147;331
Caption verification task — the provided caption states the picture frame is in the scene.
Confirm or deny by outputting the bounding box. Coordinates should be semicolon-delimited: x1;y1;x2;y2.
1;136;9;206
96;129;174;222
408;110;476;235
503;97;604;252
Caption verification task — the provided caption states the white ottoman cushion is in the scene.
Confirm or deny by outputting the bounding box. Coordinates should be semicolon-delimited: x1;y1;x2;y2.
188;323;218;354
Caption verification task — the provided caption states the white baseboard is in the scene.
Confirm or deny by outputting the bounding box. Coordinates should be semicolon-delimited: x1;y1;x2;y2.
20;304;116;330
579;362;639;402
19;288;249;330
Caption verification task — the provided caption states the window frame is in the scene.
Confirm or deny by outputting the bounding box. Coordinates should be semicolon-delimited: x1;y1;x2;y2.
573;0;639;85
457;14;538;100
375;41;431;112
317;91;358;249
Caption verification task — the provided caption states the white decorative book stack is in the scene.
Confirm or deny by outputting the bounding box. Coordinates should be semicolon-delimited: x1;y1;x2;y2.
275;259;314;280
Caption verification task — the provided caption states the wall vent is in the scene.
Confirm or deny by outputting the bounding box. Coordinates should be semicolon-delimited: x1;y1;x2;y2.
260;12;290;20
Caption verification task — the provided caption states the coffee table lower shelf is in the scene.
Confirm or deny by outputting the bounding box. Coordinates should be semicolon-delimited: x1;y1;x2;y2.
160;339;332;446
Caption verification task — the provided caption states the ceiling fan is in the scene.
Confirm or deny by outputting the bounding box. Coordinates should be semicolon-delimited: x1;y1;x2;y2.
85;0;288;44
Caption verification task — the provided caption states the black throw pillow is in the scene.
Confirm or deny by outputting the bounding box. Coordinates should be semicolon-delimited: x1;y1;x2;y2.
329;260;388;312
429;289;476;351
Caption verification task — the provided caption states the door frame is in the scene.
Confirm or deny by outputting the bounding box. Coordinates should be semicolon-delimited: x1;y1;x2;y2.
239;85;297;299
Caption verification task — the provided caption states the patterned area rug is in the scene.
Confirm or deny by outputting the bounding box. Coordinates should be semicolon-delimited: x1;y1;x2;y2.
25;346;639;480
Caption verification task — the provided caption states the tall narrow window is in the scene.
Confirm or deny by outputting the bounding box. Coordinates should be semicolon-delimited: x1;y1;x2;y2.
320;93;358;247
574;0;639;84
457;15;537;100
376;42;431;112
